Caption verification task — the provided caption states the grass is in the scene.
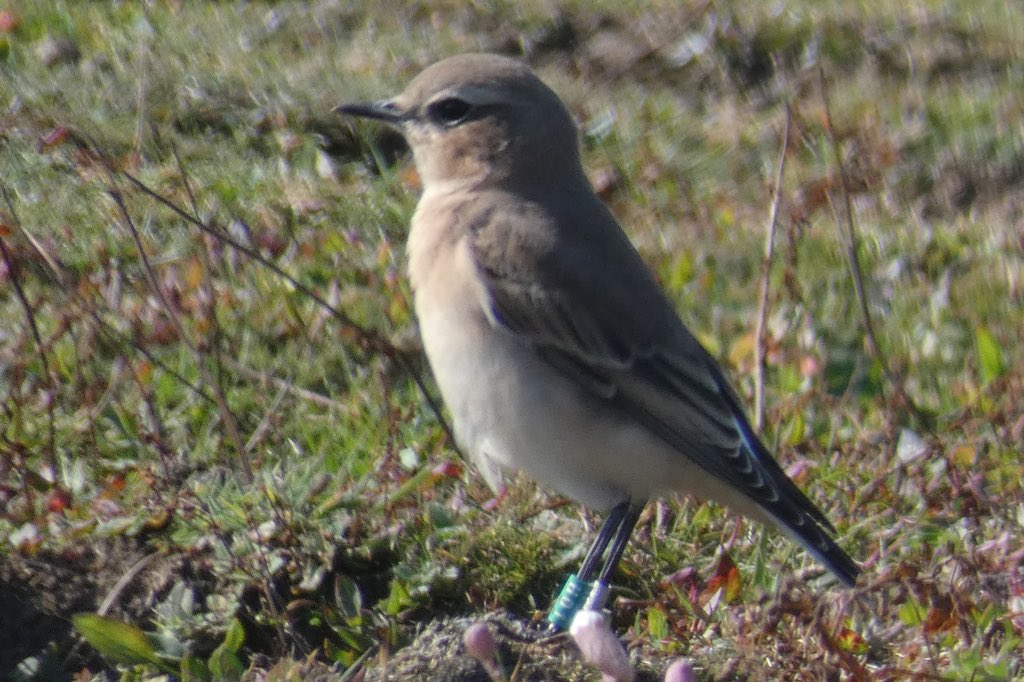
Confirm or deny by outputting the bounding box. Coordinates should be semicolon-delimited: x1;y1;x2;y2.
1;1;1022;680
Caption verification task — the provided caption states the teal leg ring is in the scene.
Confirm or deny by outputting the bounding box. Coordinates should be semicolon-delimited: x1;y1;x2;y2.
546;573;590;631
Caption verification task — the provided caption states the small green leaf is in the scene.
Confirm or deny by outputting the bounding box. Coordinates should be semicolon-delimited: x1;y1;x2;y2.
381;579;413;616
335;574;363;620
221;618;246;653
897;598;924;627
975;326;1005;384
386;466;435;506
208;647;245;681
646;605;669;642
180;654;211;681
782;411;806;446
72;613;173;672
208;619;247;679
668;251;695;292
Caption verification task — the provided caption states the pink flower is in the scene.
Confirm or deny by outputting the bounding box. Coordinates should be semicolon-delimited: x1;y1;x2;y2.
664;659;697;682
570;610;635;682
463;622;503;681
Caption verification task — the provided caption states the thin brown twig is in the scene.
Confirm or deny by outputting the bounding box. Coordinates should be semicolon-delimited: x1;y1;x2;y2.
119;169;379;347
175;142;460;455
105;179;254;483
63;551;163;667
243;379;289;454
816;67;923;422
77;280;215;404
220;355;351;413
130;357;176;481
97;552;162;616
115;164;459;450
171;142;238;449
901;577;944;679
0;204;66;280
176;493;291;650
753;104;791;432
0;184;57;472
0;182;212;408
241;503;291;651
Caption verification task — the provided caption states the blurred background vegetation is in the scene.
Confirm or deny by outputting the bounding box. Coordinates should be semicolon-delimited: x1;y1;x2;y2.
0;1;1021;680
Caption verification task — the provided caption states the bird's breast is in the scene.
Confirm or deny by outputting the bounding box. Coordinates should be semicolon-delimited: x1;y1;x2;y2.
409;237;630;510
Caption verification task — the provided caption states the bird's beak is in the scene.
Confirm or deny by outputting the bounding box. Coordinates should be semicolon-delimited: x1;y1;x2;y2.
333;99;406;124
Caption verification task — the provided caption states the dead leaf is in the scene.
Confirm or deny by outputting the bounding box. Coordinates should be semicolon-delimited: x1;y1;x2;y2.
704;553;742;604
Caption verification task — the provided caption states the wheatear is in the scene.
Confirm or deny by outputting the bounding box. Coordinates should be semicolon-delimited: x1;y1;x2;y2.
337;53;858;625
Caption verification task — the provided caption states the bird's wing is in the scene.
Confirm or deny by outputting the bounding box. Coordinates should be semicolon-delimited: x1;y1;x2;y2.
467;198;859;584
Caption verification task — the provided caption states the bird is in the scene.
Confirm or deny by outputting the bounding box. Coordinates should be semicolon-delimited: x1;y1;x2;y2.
336;53;858;627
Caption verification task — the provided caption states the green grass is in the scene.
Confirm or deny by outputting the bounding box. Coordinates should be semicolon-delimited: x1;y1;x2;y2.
1;1;1022;680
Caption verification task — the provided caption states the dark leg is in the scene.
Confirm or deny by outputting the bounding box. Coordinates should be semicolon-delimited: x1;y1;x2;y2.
577;500;630;582
596;501;644;584
547;499;633;630
579;500;644;612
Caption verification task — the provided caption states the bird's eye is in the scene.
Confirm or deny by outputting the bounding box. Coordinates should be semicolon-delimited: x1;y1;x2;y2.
427;97;473;127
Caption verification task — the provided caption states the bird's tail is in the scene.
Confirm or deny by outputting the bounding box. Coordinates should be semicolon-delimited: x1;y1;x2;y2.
733;415;860;587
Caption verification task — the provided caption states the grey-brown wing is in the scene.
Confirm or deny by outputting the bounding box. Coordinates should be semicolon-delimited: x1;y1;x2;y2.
467;202;858;584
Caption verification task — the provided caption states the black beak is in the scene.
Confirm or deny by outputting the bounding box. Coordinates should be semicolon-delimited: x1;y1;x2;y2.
333;99;406;124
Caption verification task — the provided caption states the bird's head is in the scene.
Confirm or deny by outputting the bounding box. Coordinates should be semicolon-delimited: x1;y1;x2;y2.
337;53;583;193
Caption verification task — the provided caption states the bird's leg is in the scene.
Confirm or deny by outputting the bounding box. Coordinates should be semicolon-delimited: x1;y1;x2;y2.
577;500;629;582
547;499;639;630
584;501;644;611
